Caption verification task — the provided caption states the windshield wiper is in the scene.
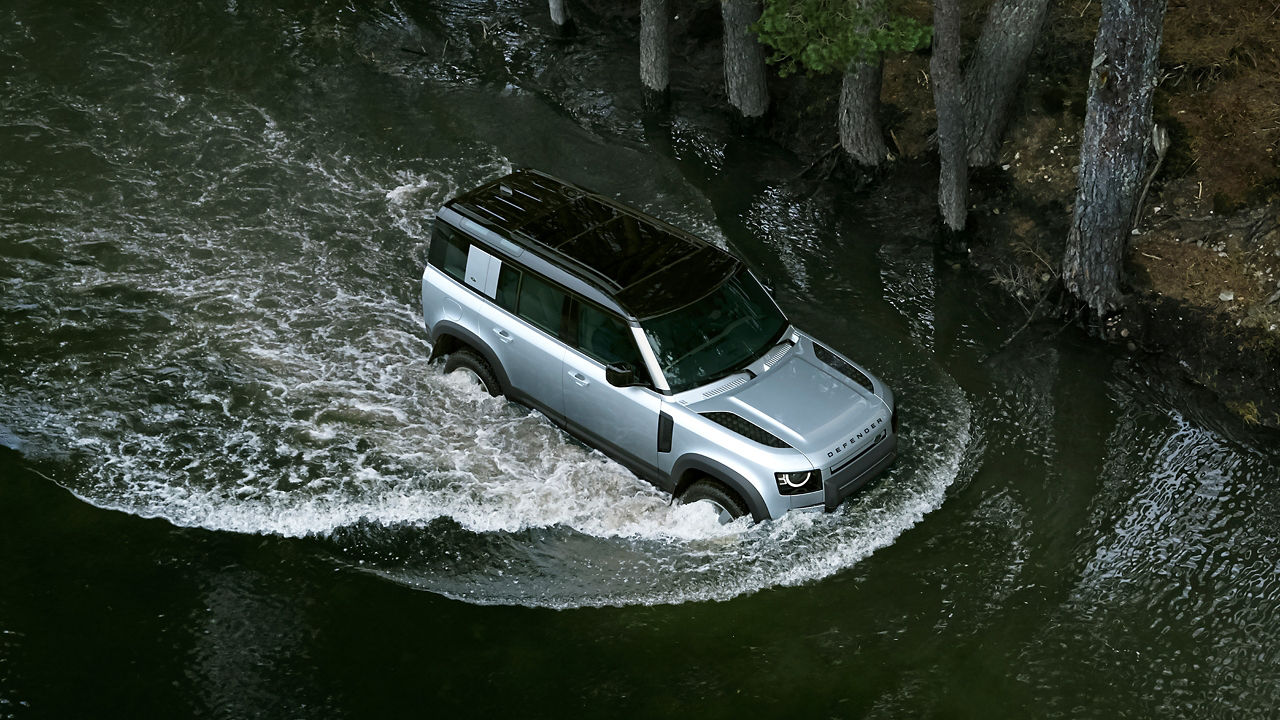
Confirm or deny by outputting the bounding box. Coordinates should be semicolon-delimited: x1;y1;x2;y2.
699;358;761;387
701;333;797;388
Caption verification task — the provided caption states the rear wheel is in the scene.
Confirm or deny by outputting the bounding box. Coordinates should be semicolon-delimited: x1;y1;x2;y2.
679;479;748;525
443;349;500;397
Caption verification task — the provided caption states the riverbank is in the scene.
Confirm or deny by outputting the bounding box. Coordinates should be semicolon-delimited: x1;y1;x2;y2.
966;0;1280;429
677;0;1280;429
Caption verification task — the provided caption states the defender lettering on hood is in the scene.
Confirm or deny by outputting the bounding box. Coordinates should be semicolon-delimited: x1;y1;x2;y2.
827;416;886;459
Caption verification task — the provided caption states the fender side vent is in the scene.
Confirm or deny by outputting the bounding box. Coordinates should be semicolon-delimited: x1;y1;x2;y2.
701;412;791;449
813;343;875;393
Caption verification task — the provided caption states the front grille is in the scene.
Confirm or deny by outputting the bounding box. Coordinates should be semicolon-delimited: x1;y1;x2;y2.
823;431;898;511
830;430;886;474
701;412;792;449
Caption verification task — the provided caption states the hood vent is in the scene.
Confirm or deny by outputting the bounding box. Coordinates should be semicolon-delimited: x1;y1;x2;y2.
701;412;792;449
762;342;792;368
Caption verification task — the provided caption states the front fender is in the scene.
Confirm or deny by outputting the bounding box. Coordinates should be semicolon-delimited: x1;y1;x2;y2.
670;454;774;523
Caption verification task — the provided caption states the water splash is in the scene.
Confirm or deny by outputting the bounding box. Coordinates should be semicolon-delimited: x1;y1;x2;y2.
0;7;972;608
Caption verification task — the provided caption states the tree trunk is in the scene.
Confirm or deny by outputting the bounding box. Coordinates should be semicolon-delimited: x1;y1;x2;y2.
721;0;769;118
837;0;888;166
548;0;574;36
1063;0;1168;317
961;0;1050;166
640;0;670;108
931;0;967;232
839;60;889;166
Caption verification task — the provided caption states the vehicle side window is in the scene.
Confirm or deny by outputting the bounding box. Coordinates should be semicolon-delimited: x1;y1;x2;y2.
495;264;521;312
428;223;468;282
517;272;569;338
575;301;649;383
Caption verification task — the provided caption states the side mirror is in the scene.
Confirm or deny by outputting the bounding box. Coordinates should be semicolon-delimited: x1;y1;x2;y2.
605;363;636;387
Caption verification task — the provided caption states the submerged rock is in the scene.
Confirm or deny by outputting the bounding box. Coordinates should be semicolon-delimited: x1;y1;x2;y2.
0;425;22;452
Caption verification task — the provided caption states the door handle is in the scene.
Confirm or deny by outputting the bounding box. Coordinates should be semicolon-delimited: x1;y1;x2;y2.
493;328;513;343
568;371;590;387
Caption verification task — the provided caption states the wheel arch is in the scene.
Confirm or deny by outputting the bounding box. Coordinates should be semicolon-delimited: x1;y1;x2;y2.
671;455;771;523
428;321;511;394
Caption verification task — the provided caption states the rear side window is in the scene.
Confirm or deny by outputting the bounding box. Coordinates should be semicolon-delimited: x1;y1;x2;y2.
517;272;569;338
428;222;468;282
496;264;521;312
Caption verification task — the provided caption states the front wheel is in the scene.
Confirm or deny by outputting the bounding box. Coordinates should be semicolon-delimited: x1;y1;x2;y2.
443;349;501;397
679;479;748;525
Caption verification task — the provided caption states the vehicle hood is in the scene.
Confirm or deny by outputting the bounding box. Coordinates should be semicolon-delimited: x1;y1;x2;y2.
691;351;890;466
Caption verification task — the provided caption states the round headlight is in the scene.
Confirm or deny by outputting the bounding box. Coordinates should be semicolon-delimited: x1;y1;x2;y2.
775;470;821;494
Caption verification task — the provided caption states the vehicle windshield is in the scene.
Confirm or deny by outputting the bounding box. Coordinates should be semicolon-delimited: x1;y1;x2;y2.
642;268;788;393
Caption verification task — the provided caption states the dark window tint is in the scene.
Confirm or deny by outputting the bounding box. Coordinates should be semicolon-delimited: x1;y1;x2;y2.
517;272;568;337
496;264;521;312
428;223;468;282
576;302;645;379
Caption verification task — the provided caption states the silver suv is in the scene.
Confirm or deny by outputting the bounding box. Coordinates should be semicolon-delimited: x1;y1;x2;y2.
421;170;897;522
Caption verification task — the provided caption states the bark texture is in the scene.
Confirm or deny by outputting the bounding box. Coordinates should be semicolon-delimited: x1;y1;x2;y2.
839;62;887;165
720;0;769;118
838;0;888;166
961;0;1050;166
931;0;967;231
640;0;670;107
1064;0;1168;317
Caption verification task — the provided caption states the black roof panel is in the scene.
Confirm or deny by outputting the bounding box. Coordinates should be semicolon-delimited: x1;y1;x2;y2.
445;170;740;318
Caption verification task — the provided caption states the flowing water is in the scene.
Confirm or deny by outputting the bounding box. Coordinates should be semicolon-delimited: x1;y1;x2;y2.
2;2;1277;717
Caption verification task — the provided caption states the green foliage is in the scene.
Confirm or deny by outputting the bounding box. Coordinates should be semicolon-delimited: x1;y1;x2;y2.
754;0;932;77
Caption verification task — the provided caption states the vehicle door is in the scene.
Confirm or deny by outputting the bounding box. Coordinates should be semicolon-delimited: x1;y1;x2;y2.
562;298;663;477
462;243;568;421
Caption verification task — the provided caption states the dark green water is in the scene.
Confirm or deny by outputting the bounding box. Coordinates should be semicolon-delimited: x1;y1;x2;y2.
2;1;1278;717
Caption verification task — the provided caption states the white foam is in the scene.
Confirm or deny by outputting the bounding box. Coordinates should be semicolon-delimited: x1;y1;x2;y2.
48;351;972;609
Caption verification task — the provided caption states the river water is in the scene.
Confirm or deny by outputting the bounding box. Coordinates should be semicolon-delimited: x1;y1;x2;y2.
2;1;1277;717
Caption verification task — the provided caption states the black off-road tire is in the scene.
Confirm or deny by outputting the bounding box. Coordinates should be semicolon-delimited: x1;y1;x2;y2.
443;349;501;397
679;479;749;524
